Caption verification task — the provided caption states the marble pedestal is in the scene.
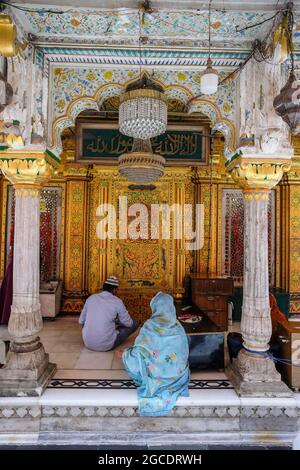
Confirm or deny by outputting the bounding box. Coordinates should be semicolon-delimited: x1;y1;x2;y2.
226;349;292;397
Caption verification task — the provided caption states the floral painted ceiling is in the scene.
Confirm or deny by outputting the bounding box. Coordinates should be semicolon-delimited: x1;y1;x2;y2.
3;1;299;159
9;2;300;50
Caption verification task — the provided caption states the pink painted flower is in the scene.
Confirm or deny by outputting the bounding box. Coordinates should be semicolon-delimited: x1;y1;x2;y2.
153;350;159;359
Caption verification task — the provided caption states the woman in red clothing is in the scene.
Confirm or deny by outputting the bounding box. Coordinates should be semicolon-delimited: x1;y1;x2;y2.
227;293;287;361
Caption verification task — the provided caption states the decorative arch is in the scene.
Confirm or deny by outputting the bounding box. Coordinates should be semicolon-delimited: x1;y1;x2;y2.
188;98;236;159
94;83;123;108
49;82;129;157
48;76;235;161
50;96;99;158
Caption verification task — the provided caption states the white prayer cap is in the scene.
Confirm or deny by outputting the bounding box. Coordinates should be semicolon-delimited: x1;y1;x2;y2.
104;276;119;287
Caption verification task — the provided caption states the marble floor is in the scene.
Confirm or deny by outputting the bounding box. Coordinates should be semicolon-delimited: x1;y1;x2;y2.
0;315;240;380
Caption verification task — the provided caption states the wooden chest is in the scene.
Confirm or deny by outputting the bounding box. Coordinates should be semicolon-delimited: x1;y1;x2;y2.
277;320;300;391
188;274;234;331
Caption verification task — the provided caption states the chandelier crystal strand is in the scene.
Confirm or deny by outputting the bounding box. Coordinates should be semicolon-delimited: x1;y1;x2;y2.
118;138;165;184
118;5;167;139
119;86;168;139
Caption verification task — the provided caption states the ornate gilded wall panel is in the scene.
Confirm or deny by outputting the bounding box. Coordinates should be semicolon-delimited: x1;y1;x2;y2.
87;166;194;320
62;169;89;312
284;142;300;313
192;135;227;277
88;167;115;294
280;181;289;293
196;181;219;274
275;185;282;289
289;185;300;293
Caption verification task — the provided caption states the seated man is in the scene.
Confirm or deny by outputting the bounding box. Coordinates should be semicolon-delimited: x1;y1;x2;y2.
227;293;287;362
79;276;139;352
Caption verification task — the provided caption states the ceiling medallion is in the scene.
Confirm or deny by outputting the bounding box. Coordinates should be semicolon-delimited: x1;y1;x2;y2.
118;138;165;184
119;73;168;140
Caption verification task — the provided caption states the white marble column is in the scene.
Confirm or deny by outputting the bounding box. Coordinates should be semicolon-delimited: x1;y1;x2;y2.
242;191;272;353
0;155;57;396
226;157;292;397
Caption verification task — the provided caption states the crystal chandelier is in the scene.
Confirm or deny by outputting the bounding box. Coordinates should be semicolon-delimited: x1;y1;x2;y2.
273;9;300;135
119;73;168;139
200;0;218;95
118;138;165;184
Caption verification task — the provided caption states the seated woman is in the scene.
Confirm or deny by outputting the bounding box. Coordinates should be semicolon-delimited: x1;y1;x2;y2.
122;292;190;417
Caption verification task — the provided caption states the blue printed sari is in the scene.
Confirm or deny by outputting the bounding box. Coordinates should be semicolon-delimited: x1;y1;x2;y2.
122;292;190;416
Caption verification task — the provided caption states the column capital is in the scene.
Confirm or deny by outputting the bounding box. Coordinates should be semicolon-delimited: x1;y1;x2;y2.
226;155;291;190
0;150;59;187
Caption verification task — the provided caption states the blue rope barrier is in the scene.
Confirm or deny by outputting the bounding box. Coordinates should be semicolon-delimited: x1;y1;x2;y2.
242;346;300;368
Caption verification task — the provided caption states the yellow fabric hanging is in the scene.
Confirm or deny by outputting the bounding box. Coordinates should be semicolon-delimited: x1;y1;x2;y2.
0;14;17;57
272;16;292;64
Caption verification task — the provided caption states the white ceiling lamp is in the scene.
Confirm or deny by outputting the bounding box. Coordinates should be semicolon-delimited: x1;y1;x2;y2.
200;0;218;96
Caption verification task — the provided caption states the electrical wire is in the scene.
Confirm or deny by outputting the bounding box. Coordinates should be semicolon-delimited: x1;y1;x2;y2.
3;0;295;104
0;1;66;14
208;0;213;60
235;10;283;33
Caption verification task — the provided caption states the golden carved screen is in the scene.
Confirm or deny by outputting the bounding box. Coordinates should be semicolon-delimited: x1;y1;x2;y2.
87;166;194;321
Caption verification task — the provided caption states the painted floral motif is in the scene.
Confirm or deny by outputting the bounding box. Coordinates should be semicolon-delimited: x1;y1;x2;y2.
153;351;159;359
165;352;177;363
22;10;138;36
51;66;237;124
20;9;298;47
13;6;300;50
123;245;160;279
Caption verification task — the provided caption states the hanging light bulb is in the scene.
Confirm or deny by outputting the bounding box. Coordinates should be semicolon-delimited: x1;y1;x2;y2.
0;14;17;57
200;1;218;96
200;58;218;95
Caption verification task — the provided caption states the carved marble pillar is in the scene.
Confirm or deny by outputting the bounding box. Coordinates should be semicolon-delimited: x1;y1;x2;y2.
226;155;292;397
0;152;57;396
